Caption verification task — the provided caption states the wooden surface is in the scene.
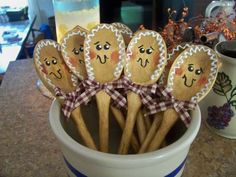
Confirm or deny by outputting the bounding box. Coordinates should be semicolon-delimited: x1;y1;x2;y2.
0;59;236;177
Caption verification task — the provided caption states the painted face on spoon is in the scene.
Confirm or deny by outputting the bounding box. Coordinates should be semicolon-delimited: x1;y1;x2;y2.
34;40;76;93
168;45;218;101
84;24;125;83
61;27;87;80
125;30;167;85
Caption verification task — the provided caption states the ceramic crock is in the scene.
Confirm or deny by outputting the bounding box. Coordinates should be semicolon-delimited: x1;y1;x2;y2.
49;99;201;177
201;40;236;139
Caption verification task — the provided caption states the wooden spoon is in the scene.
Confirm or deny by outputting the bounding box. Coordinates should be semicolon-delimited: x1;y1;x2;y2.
84;24;126;152
61;26;88;80
139;43;193;153
147;45;219;152
113;19;152;144
118;30;167;154
33;39;97;150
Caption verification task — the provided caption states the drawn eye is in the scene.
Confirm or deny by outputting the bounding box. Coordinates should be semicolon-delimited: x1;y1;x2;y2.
195;68;203;75
79;46;84;52
104;43;110;50
96;44;102;50
73;48;80;55
45;60;50;66
188;65;194;72
146;48;153;54
139;47;145;53
52;59;57;65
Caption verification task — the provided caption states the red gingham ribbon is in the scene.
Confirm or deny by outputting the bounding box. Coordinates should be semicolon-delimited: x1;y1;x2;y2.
54;85;85;118
147;87;197;127
78;78;127;109
121;76;161;111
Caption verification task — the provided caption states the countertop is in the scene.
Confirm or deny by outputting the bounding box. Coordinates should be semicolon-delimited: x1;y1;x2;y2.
0;59;236;177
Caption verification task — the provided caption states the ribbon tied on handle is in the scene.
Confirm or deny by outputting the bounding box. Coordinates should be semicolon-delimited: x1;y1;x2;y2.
147;87;197;127
55;78;127;118
121;76;163;111
80;79;127;109
54;85;85;118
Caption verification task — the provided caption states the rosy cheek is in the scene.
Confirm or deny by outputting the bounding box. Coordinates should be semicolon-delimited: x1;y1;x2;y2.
70;57;77;65
111;50;119;63
41;64;48;75
175;67;183;76
89;50;96;59
197;76;208;86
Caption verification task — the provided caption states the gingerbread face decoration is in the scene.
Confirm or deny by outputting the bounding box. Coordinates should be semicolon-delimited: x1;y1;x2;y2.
125;30;167;85
61;26;88;80
84;24;125;83
167;45;218;101
34;40;77;93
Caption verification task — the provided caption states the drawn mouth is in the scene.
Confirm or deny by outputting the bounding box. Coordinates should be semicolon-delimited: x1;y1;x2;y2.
49;69;62;79
182;74;196;87
97;55;109;64
137;58;149;68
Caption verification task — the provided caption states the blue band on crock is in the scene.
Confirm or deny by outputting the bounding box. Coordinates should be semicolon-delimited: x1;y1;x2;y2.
64;156;187;177
64;157;87;177
165;157;187;177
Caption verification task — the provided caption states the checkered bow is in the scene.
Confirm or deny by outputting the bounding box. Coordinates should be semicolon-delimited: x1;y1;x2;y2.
146;87;197;127
79;78;127;109
121;76;163;111
54;85;86;118
54;78;127;118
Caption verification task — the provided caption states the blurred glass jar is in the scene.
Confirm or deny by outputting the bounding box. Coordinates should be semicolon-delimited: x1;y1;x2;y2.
52;0;100;42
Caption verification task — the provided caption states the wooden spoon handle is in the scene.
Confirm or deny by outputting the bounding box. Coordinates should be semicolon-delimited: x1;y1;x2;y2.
110;106;140;152
57;98;97;150
147;108;178;152
144;115;152;130
138;112;163;153
118;92;142;154
71;108;97;150
136;111;147;144
96;90;111;152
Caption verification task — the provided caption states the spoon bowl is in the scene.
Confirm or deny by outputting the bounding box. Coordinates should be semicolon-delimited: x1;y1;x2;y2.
61;26;88;80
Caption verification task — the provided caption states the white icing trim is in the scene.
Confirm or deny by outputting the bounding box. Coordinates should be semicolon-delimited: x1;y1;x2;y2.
112;22;133;38
84;24;125;80
167;45;218;102
34;39;77;88
167;43;192;61
61;30;87;80
125;30;167;81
